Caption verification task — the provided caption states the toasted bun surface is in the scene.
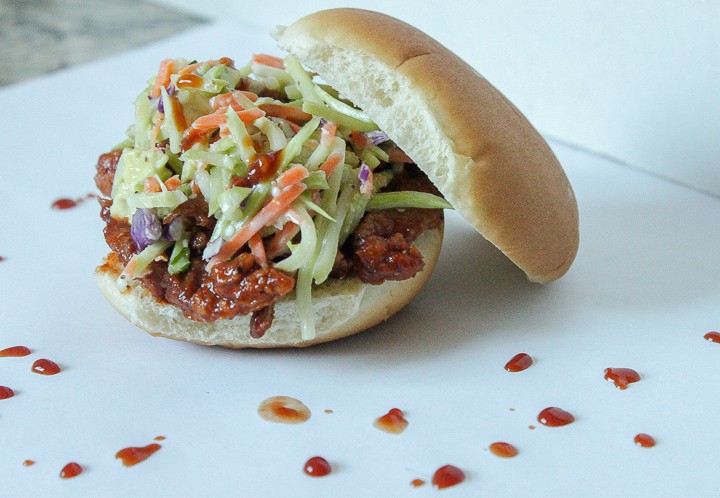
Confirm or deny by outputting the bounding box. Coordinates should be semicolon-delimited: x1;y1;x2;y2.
277;8;579;283
96;227;443;348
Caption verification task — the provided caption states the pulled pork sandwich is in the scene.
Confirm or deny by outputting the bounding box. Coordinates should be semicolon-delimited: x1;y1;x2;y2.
95;8;579;348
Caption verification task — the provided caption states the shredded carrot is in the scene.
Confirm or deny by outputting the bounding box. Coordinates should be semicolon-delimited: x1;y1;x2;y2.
209;183;307;266
320;121;337;146
248;233;268;267
164;175;182;191
144;177;162;193
252;53;285;69
150;112;165;147
210;92;240;111
318;153;343;177
350;130;371;149
275;164;309;189
238;90;259;102
150;59;175;98
258;103;312;124
190;107;265;131
178;57;234;77
286;120;302;134
190;180;201;195
388;147;414;163
267;221;299;259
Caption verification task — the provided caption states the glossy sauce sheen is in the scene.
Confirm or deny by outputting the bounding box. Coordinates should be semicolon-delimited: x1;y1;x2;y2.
0;346;31;357
489;442;519;458
303;456;331;477
116;443;162;467
537;407;575;427
604;368;641;389
374;408;409;434
504;353;534;372
60;462;83;479
176;73;203;89
704;331;720;343
258;396;311;424
431;465;465;489
634;433;656;447
0;386;15;400
31;359;61;375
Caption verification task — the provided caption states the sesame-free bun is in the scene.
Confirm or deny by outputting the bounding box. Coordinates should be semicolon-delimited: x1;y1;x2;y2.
277;8;579;282
96;227;443;348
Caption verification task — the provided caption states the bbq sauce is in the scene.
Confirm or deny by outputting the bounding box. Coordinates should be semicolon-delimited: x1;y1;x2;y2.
489;442;519;458
634;433;656;448
431;465;465;489
604;367;641;389
31;359;61;375
410;479;426;488
176;73;203;89
51;198;78;210
374;408;408;434
0;346;31;357
303;456;331;477
537;407;575;427
60;462;83;479
258;396;311;424
116;443;162;467
0;386;15;400
704;331;720;343
504;353;534;372
23;460;35;467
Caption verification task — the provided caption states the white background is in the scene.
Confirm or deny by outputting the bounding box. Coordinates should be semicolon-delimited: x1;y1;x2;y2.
155;0;720;196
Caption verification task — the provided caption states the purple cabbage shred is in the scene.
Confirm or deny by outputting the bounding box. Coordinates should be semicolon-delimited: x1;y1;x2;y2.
365;131;390;146
130;208;162;251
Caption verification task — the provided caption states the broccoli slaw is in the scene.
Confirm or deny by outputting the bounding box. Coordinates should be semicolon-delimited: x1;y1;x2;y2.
109;54;452;340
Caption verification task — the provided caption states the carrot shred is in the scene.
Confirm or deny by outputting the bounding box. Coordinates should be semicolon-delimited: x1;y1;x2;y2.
266;221;299;259
178;57;235;77
275;164;309;189
238;90;259;102
144;177;162;193
248;233;268;267
164;175;182;191
190;107;265;131
258;103;312;124
252;53;285;69
209;182;307;265
320;121;337;146
318;153;342;177
150;59;175;98
150;112;165;147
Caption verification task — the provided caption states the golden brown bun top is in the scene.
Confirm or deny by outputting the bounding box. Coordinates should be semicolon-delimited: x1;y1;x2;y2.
278;8;579;282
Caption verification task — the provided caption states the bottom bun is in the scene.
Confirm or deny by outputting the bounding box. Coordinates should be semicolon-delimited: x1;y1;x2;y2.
95;226;443;348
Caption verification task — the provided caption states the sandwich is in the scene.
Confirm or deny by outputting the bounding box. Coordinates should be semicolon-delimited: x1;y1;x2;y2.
94;8;579;348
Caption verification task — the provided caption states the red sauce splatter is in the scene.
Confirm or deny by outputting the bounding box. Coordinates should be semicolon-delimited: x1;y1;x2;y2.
410;479;426;487
324;409;334;414
489;442;519;458
154;436;166;441
176;73;203;89
303;456;331;477
431;465;465;489
116;443;162;467
0;386;15;400
23;460;35;467
704;331;720;343
537;407;575;427
528;425;536;430
51;198;78;210
60;462;83;479
374;408;409;434
0;345;31;357
604;368;641;389
634;433;656;448
31;358;61;375
0;256;5;263
504;352;534;372
258;396;311;424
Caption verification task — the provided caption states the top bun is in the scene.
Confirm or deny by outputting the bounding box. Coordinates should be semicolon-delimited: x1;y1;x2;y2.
277;8;579;282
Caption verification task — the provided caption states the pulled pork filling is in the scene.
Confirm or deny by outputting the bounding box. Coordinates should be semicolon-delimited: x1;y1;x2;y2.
97;151;442;337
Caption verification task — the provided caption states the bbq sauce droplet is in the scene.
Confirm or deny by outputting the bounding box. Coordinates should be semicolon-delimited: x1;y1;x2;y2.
51;198;78;210
116;443;162;467
258;396;311;424
23;460;35;467
504;353;534;372
537;407;575;427
604;368;641;390
489;442;519;458
176;73;203;89
634;433;656;448
704;331;720;343
154;436;166;441
431;465;465;489
374;408;409;434
60;462;83;479
0;386;15;400
410;479;426;488
303;456;331;477
0;346;31;357
31;359;61;375
0;256;5;263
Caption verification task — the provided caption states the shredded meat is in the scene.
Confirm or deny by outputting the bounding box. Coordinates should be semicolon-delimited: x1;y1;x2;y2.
95;150;122;197
104;217;137;265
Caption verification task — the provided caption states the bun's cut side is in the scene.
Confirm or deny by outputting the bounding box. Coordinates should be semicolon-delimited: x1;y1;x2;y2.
96;227;443;348
277;8;579;283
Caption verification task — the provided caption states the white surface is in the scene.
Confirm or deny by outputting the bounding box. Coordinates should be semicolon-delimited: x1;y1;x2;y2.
1;20;719;498
155;0;720;196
